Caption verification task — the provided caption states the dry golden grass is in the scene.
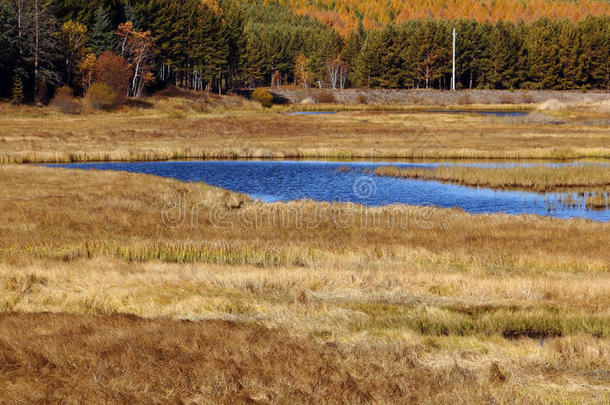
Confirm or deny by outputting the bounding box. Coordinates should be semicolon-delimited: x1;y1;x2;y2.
374;165;610;192
586;193;610;210
3;313;609;405
1;92;610;404
0;165;609;402
0;100;609;163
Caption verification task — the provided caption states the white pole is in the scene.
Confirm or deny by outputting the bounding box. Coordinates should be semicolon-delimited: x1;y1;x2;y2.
452;28;456;91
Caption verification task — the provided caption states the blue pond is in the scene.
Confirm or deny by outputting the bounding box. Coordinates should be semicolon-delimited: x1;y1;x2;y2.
285;111;338;115
286;110;528;117
49;160;609;222
423;110;529;117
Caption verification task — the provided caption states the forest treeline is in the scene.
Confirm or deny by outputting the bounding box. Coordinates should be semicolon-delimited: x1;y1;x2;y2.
282;0;610;35
0;0;609;104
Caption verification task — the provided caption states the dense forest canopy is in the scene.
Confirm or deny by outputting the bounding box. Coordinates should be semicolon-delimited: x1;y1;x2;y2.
278;0;610;35
0;0;609;104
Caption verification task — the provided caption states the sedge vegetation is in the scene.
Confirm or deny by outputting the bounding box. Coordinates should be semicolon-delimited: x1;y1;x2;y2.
2;313;609;404
0;165;609;402
0;99;609;163
374;164;610;192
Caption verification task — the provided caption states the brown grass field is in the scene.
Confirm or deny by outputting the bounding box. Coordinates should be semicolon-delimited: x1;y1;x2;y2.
0;97;609;163
0;163;609;403
0;95;609;403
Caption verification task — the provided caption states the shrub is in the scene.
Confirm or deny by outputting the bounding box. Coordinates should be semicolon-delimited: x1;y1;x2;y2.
316;90;336;103
94;51;131;103
252;88;273;108
50;86;81;114
357;94;368;104
86;83;117;110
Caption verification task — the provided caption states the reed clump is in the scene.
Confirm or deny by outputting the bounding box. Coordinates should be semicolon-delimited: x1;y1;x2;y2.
375;165;610;192
586;192;609;210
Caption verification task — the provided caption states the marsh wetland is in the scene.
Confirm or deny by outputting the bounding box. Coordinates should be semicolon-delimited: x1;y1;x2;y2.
1;100;610;403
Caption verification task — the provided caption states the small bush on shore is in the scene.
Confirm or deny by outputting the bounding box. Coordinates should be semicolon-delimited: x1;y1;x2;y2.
94;51;130;104
86;83;117;110
50;86;81;114
252;88;273;107
316;90;336;103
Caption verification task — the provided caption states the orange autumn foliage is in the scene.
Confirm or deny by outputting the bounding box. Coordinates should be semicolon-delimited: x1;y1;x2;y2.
269;0;610;35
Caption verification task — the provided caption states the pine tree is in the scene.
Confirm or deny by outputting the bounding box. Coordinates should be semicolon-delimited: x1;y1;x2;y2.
558;20;585;89
484;21;523;89
355;30;383;87
525;18;561;89
0;2;18;98
11;75;24;104
91;6;114;55
123;2;142;31
341;29;363;86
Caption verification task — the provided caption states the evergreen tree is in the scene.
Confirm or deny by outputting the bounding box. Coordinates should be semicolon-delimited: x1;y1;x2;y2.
90;6;114;55
220;0;246;89
579;16;610;90
0;2;18;97
454;20;489;89
525;18;561;89
341;28;363;87
11;74;24;104
9;0;61;102
355;30;383;87
483;21;524;89
557;20;585;89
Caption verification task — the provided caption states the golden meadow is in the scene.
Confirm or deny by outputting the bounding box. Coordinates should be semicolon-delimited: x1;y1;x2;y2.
0;98;609;403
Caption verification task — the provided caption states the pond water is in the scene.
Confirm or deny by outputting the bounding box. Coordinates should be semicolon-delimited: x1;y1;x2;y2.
285;111;338;115
49;160;609;222
50;160;610;222
286;110;529;117
423;110;529;117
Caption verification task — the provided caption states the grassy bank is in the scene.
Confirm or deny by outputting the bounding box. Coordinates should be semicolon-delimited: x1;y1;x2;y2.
1;165;609;402
1;99;609;163
374;164;610;192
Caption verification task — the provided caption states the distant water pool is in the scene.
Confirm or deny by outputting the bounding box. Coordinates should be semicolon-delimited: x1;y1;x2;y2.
286;110;529;117
48;160;609;222
423;110;529;117
285;111;338;115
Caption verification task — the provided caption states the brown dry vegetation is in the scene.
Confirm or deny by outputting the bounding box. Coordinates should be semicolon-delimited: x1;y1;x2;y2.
374;165;610;192
586;193;610;210
0;165;609;403
0;100;609;163
1;96;609;403
4;313;608;405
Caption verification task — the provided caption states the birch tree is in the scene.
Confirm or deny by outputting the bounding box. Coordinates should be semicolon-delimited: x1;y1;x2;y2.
117;22;153;98
56;20;88;86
